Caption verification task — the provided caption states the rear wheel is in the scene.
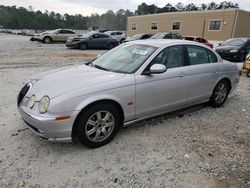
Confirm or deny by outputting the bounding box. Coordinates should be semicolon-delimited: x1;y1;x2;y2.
120;38;125;43
209;80;230;107
43;36;52;44
80;43;87;50
73;103;121;148
247;70;250;77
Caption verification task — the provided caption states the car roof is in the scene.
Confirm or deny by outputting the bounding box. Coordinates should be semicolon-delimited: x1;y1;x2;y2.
128;39;202;48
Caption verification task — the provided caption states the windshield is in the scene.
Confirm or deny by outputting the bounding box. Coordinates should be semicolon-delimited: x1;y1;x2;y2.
93;44;157;74
131;34;143;40
151;33;166;39
221;38;248;46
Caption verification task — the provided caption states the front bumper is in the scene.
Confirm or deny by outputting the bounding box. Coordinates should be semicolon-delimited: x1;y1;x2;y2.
18;105;78;143
30;36;43;42
66;41;80;48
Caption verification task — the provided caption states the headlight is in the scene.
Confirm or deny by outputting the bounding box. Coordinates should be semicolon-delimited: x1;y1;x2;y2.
39;96;50;114
28;95;36;109
230;49;239;53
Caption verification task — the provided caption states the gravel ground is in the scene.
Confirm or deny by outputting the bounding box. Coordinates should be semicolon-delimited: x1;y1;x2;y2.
0;33;249;188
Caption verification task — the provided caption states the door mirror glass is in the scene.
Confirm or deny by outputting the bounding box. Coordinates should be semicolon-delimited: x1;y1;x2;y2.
150;64;166;74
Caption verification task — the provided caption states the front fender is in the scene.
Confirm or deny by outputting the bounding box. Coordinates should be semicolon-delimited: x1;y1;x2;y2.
49;85;136;122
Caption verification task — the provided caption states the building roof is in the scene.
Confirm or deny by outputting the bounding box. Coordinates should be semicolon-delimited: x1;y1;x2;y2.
128;8;244;18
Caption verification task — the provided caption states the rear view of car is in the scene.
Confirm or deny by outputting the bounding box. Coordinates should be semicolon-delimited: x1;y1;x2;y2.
124;33;153;42
105;31;126;43
215;38;250;62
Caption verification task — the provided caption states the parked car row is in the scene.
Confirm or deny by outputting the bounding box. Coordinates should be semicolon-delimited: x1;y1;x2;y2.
30;29;250;63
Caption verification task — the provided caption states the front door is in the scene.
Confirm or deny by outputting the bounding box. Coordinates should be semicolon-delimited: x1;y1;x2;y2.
135;45;188;118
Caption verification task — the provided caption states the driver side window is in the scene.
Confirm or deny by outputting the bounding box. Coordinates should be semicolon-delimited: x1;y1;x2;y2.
151;46;184;69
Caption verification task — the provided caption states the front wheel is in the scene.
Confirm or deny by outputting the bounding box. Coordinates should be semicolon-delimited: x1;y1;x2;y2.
80;43;87;50
73;103;121;148
43;36;52;44
209;80;230;107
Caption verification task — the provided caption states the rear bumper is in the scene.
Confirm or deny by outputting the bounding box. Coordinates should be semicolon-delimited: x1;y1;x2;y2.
18;106;78;143
216;51;244;62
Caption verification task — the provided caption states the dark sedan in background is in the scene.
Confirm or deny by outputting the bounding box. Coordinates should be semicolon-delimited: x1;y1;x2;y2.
215;38;250;62
124;33;153;42
66;33;119;50
150;32;182;39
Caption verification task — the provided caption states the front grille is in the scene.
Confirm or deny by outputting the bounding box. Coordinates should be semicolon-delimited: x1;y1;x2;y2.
17;83;30;106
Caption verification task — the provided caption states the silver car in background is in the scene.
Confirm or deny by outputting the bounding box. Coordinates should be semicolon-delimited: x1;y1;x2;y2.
17;40;240;148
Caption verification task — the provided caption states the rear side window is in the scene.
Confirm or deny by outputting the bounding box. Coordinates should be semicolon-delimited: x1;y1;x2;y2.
116;32;123;35
208;50;218;63
187;45;217;65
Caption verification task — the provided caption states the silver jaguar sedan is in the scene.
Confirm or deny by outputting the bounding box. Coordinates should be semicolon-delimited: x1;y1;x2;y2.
17;40;240;148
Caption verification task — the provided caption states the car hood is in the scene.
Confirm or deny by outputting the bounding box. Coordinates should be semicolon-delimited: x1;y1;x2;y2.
216;46;241;51
28;65;126;99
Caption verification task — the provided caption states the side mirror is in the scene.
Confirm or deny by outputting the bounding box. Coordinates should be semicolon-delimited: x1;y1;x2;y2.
218;43;222;46
149;64;167;74
89;36;93;39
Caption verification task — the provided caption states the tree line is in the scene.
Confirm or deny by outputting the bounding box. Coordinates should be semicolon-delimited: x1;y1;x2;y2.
0;1;239;30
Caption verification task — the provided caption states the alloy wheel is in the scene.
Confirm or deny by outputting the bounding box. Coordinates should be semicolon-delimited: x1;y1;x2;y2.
214;82;227;104
85;111;115;142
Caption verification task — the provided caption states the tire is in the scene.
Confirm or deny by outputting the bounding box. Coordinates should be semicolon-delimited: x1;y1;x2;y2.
73;103;121;148
247;70;250;77
43;36;52;44
209;80;230;107
120;38;125;43
108;43;115;50
80;43;87;50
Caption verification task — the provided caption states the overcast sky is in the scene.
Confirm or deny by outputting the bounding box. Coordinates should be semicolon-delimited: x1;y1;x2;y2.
1;0;250;15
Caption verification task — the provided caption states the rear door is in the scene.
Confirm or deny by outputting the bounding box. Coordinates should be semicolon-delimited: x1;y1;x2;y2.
183;45;222;103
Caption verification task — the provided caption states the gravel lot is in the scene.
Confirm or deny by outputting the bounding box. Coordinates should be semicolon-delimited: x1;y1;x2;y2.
0;33;249;188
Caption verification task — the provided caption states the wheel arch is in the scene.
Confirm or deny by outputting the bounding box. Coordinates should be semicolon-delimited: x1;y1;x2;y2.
215;77;232;92
43;36;52;42
79;42;88;48
72;98;125;133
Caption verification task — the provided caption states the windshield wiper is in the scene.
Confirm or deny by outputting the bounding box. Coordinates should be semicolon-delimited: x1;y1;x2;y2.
94;64;109;71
